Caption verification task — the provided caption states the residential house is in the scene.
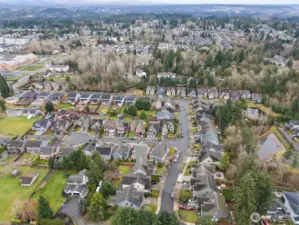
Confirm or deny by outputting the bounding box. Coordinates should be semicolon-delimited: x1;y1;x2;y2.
187;88;197;98
199;143;224;165
39;146;55;160
17;91;37;106
52;119;72;134
32;119;52;134
156;87;166;96
166;87;176;96
20;172;39;187
289;121;299;129
208;89;218;99
74;115;91;131
125;96;136;105
136;69;147;78
89;94;101;105
25;140;43;154
161;121;175;137
57;147;74;159
197;116;219;145
157;72;176;79
146;86;156;95
152;98;162;110
103;119;117;136
251;93;262;104
148;121;161;138
176;87;186;97
95;143;114;161
150;142;169;162
90;119;103;133
66;93;80;105
113;144;131;160
116;120;129;136
114;95;125;107
48;93;64;104
229;90;241;100
101;94;113;106
282;192;299;225
218;90;230;100
130;120;144;134
79;93;92;105
157;109;174;120
37;92;51;101
240;90;251;99
7;140;25;154
131;143;149;161
55;110;80;121
63;169;89;199
121;173;151;193
197;88;208;98
115;185;144;209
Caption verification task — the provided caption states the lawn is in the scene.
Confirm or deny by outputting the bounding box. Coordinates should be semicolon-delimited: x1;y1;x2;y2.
143;205;157;214
57;103;73;110
184;161;197;176
169;147;176;155
0;166;48;223
2;155;18;163
33;170;75;213
19;152;36;161
179;190;192;203
117;165;132;176
178;210;197;223
193;144;201;152
127;131;136;138
192;128;199;133
222;189;233;201
156;166;167;175
137;110;157;120
111;179;121;189
19;64;44;72
0;116;41;137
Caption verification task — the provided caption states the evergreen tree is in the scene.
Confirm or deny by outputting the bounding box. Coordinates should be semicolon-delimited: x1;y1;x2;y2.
90;192;107;221
38;196;53;220
157;210;179;225
139;111;147;120
219;152;229;170
45;101;54;113
0;74;10;98
196;216;216;225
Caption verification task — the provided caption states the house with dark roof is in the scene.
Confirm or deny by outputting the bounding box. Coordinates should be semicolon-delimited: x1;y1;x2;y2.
74;115;91;131
66;92;80;104
103;119;117;136
121;173;151;193
157;109;174;120
7;140;25;154
114;95;125;107
52;119;73;134
89;94;101;105
116;120;129;136
48;92;64;104
166;87;176;96
197;88;208;98
157;87;166;96
282;192;299;225
101;94;113;106
79;93;92;105
95;143;114;161
25;140;43;154
148;121;161;138
32;119;52;134
37;92;51;100
115;185;144;210
125;96;136;105
39;146;55;160
90;119;103;133
20;172;39;187
176;87;186;97
187;88;197;98
57;147;74;159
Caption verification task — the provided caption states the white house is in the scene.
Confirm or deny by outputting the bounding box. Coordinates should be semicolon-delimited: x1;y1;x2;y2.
136;70;147;78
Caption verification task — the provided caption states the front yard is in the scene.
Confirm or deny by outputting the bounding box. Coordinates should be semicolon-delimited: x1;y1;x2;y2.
0;116;41;137
184;161;197;176
179;189;192;203
178;210;197;223
56;103;73;110
33;170;76;213
0;166;48;222
143;204;157;213
222;189;233;201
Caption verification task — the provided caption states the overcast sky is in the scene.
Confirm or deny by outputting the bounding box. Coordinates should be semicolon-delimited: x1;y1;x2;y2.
77;0;299;4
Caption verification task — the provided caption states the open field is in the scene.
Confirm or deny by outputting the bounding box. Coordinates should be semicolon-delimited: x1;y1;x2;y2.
19;64;44;72
0;116;41;137
0;166;48;223
33;170;75;212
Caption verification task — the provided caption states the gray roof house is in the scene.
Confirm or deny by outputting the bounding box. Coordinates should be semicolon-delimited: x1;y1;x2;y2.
125;96;136;105
282;192;299;225
64;169;89;199
114;95;125;107
89;94;101;105
7;140;25;154
157;109;174;120
79;93;92;105
39;146;55;160
66;92;80;104
146;86;156;95
112;144;131;160
48;93;64;104
197;88;208;98
95;143;114;161
150;142;169;163
187;88;197;98
122;173;151;192
32;119;52;134
115;185;144;210
176;87;186;97
101;94;113;106
157;87;166;96
199;143;224;165
25;140;43;154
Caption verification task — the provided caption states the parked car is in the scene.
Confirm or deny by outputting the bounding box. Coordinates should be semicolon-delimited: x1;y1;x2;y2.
181;131;184;138
178;204;196;211
171;192;174;199
181;182;189;188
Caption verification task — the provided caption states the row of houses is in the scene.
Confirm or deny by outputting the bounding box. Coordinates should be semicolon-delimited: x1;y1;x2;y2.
146;86;262;103
188;100;229;221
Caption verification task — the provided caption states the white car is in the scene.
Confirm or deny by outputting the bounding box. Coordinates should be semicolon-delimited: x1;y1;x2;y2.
171;192;174;198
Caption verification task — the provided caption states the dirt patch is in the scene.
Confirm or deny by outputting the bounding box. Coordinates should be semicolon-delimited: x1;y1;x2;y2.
39;181;47;188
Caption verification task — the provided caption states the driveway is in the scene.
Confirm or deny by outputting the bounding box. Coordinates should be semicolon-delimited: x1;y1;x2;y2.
159;100;191;212
60;197;86;225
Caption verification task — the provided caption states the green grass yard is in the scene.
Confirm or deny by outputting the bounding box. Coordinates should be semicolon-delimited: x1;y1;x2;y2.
19;64;44;72
33;170;75;213
117;165;132;176
222;189;233;201
178;210;197;223
0;166;48;223
0;116;41;137
143;205;157;213
57;103;73;110
111;179;121;189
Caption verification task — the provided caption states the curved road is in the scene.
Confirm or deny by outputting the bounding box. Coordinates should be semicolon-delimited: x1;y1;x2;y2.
159;100;191;212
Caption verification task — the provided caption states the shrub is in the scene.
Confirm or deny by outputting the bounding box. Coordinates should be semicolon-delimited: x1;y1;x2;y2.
11;218;21;225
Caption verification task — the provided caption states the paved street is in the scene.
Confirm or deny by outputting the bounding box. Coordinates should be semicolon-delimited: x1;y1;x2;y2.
278;127;299;152
159;100;191;212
